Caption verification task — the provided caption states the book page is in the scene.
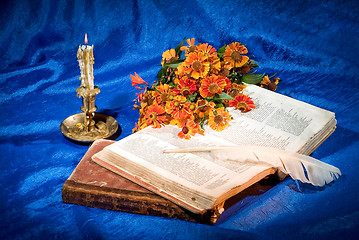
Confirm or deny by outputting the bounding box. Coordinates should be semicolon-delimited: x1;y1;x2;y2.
96;129;271;211
202;84;335;153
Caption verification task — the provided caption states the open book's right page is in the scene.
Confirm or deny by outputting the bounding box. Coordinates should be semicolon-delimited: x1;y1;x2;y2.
202;84;336;154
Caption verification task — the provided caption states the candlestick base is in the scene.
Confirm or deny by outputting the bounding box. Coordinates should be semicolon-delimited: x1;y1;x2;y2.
60;113;118;143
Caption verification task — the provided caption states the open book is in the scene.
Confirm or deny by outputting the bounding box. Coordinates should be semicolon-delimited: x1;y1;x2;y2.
92;84;336;214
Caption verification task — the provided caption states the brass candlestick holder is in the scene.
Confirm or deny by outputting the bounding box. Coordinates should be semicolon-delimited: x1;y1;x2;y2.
60;86;118;143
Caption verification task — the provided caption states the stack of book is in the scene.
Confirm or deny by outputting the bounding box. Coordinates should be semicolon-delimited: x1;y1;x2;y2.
62;84;336;224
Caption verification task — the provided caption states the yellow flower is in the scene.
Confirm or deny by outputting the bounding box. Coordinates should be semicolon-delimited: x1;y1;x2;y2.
208;107;231;131
161;49;178;67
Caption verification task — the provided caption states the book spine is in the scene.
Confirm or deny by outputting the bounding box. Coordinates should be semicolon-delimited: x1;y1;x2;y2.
62;180;207;223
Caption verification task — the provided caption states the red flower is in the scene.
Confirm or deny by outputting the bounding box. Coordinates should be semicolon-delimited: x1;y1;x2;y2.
229;94;255;113
173;77;197;97
131;72;149;86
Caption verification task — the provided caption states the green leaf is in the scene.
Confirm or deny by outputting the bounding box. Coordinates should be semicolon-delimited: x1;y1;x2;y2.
157;67;167;81
227;71;243;84
269;72;277;79
175;37;186;59
242;73;265;84
199;118;206;129
186;93;197;102
166;59;185;69
217;44;226;58
215;103;224;108
217;93;235;100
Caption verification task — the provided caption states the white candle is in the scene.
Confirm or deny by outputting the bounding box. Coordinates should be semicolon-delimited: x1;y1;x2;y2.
77;33;94;90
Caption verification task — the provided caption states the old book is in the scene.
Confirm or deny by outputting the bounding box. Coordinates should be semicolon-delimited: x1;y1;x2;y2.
62;139;205;222
92;84;336;214
62;138;281;224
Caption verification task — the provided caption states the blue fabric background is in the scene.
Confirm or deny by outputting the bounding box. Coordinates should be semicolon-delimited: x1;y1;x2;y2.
1;0;358;239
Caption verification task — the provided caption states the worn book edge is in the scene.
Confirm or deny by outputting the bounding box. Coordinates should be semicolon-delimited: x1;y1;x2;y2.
92;153;276;214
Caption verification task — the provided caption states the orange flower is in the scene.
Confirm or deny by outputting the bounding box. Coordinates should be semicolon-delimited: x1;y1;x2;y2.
177;119;201;140
175;63;187;79
223;42;249;69
196;99;216;118
154;84;174;104
161;49;178;66
182;52;210;79
218;62;230;77
226;82;246;98
131;72;149;86
208;107;231;131
197;43;221;74
260;75;271;87
165;95;189;120
140;90;158;109
144;105;166;128
199;75;227;98
229;94;255;113
260;75;279;91
180;38;197;55
196;43;217;57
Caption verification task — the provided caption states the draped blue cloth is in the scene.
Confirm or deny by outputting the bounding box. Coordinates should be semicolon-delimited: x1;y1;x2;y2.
1;0;358;239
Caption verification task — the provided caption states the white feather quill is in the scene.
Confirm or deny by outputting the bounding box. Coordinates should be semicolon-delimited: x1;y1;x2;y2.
164;146;341;187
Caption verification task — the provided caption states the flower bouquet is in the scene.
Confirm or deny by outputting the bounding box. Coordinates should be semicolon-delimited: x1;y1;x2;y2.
131;38;280;139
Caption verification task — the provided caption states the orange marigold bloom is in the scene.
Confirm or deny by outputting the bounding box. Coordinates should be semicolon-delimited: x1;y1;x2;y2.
208;107;231;131
199;75;227;98
177;119;200;140
175;63;187;79
223;42;249;69
227;82;246;98
180;38;197;55
140;90;158;109
131;72;149;86
196;43;217;57
183;52;210;79
161;49;178;67
154;84;174;104
196;99;216;118
197;43;221;74
144;105;166;128
218;62;230;77
260;75;271;87
229;94;255;113
165;95;189;120
260;75;279;91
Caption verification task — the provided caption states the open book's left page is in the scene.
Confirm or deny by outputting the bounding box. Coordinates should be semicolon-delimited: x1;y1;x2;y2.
92;126;273;213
